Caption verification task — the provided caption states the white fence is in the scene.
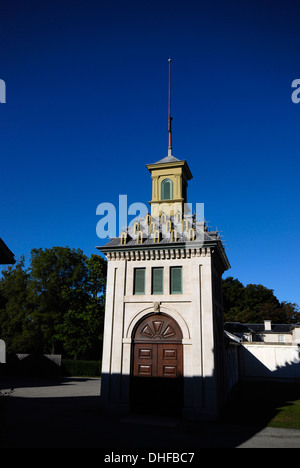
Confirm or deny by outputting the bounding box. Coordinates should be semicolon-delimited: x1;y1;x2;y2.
0;339;6;363
239;343;300;381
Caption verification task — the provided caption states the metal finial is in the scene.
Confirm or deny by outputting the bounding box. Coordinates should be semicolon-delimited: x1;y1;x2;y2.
168;59;172;154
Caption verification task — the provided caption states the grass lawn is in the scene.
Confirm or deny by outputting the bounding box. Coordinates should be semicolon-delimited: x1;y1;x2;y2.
219;380;300;430
269;398;300;429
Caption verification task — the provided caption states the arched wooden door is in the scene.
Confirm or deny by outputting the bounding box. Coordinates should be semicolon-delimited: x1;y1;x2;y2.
130;314;183;415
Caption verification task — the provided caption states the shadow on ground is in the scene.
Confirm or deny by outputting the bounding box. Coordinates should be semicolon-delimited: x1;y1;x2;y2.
0;377;299;448
218;380;300;428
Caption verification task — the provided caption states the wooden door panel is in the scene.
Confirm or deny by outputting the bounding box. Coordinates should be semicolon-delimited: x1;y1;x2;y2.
158;344;182;378
134;343;157;377
161;365;177;376
134;343;182;378
162;348;177;359
131;314;183;415
137;364;152;375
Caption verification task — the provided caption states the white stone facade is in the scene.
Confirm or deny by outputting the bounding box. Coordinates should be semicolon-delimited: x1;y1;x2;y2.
99;243;229;420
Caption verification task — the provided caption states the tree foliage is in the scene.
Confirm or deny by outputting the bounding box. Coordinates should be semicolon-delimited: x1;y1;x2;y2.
2;249;299;359
223;276;300;324
0;247;107;359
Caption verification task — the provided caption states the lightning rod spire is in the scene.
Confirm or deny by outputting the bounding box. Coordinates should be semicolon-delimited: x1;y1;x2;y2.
168;58;173;156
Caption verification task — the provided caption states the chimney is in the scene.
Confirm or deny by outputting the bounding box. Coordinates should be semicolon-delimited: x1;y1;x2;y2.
264;320;272;331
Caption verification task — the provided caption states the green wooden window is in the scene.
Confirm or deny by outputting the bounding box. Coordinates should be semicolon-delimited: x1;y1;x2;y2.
161;178;173;200
134;268;145;295
152;267;164;294
170;266;182;294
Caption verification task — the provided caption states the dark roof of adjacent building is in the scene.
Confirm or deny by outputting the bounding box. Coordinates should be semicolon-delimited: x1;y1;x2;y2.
225;322;296;335
0;238;15;265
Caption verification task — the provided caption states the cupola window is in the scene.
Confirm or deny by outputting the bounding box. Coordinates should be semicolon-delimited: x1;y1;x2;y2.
161;178;173;200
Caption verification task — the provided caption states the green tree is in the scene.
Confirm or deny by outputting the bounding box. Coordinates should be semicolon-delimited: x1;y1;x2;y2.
0;257;42;353
242;283;281;323
222;277;245;321
28;247;91;354
223;276;300;324
279;301;300;323
0;247;107;359
55;254;107;359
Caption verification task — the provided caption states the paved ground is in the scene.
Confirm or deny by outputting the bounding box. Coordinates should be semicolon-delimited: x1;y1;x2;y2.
0;377;299;449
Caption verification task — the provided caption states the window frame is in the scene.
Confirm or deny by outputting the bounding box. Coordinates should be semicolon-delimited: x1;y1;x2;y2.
133;268;146;295
170;266;183;294
152;267;164;295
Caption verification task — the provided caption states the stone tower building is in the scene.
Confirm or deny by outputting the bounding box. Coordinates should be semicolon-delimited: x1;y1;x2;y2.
97;153;230;420
97;61;230;419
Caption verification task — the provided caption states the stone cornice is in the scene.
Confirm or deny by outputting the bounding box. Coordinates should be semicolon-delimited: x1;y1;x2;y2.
98;239;230;271
102;245;210;261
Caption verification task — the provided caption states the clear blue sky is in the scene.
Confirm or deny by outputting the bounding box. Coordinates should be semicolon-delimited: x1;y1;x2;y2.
1;0;300;307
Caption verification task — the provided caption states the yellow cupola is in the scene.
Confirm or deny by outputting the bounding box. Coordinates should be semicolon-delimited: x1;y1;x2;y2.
146;154;193;218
